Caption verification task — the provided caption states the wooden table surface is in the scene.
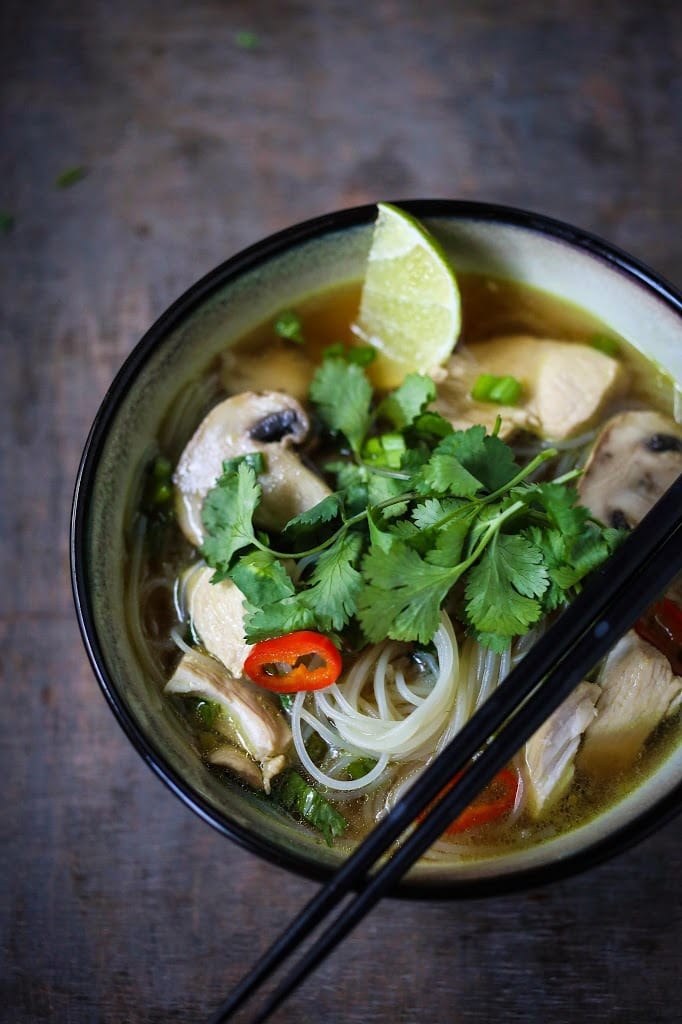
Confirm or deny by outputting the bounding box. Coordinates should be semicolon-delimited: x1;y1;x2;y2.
2;2;681;1021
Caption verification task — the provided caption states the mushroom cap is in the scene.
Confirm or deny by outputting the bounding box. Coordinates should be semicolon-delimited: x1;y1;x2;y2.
173;391;330;546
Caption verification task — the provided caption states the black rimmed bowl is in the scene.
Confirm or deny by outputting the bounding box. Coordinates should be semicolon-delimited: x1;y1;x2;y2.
71;200;682;897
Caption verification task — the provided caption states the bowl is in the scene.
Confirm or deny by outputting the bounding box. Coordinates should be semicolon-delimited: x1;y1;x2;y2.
71;200;682;896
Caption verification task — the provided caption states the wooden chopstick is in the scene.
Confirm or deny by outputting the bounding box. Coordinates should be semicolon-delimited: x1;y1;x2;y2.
206;473;682;1024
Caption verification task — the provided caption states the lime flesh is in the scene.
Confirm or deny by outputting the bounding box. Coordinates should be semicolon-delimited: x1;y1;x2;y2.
357;203;461;388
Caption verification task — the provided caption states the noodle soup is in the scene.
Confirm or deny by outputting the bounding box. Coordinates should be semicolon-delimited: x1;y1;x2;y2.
128;270;682;863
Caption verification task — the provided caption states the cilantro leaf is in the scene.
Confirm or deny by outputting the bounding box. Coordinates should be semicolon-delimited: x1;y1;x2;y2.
242;594;316;643
523;481;589;536
378;373;436;429
309;358;372;454
357;540;456;643
426;518;470;568
463;534;547;645
283;493;344;535
414;433;484;497
300;532;364;631
201;461;261;576
272;770;348;845
229;550;296;606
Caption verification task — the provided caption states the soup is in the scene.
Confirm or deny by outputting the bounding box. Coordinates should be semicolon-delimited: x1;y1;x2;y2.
126;246;682;860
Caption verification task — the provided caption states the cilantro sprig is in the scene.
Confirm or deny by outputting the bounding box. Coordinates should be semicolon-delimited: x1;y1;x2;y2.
199;356;623;651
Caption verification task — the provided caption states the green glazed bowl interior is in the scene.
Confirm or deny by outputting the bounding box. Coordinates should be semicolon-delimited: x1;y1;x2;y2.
71;200;682;896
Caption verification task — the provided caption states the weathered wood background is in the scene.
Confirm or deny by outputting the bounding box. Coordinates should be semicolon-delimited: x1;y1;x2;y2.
2;1;681;1021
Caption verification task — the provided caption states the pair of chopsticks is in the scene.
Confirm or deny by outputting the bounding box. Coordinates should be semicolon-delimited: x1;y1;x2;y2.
206;472;682;1024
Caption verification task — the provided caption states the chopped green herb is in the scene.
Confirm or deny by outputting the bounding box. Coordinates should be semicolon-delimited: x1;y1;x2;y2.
199;351;623;651
345;757;378;780
588;333;620;357
0;212;15;234
278;693;295;712
322;342;377;367
234;29;260;50
309;357;373;456
273;310;304;344
194;699;221;728
471;373;523;405
55;165;87;189
272;770;348;845
305;731;328;765
363;432;406;469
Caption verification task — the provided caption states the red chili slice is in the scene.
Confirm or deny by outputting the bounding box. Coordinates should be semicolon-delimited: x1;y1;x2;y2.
634;597;682;675
244;631;343;693
420;767;520;836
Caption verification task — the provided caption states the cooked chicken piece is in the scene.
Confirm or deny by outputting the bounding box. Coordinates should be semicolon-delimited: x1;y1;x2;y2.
221;345;316;402
183;565;251;678
435;335;627;440
434;346;536;440
578;410;682;529
522;681;600;818
166;650;292;777
173;391;330;547
577;632;682;778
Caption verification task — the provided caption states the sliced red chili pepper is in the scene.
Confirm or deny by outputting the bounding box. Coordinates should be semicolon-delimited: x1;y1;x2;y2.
244;631;343;693
420;767;520;836
635;597;682;675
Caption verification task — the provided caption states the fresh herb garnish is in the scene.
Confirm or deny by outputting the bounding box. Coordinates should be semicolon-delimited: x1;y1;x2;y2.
471;373;523;405
200;355;624;651
272;769;348;845
273;310;304;344
322;342;377;367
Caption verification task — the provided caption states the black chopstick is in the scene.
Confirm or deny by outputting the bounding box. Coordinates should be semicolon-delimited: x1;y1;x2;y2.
206;473;682;1024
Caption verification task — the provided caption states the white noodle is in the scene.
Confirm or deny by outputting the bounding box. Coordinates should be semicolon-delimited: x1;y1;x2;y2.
290;612;466;794
292;692;391;791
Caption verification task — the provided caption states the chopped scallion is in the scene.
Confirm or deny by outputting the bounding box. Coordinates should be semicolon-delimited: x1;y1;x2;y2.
471;373;522;405
274;310;304;344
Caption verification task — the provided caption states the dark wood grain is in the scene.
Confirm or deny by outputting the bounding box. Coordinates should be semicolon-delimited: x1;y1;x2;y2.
1;1;681;1021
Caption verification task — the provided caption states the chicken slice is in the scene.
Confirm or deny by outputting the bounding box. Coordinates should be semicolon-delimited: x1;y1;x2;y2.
174;391;330;547
183;565;252;678
578;410;682;529
577;632;682;778
522;681;600;818
166;649;292;776
436;335;627;440
221;345;316;402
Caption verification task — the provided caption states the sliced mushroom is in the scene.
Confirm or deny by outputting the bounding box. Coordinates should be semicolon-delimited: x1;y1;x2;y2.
208;744;265;790
578;410;682;529
436;336;627;441
183;565;251;678
166;649;292;769
173;391;331;546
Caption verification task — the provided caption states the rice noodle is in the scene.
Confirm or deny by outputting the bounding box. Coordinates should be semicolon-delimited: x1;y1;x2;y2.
290;612;465;792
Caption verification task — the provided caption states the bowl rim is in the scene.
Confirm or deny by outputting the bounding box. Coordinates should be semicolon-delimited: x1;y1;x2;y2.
71;198;682;898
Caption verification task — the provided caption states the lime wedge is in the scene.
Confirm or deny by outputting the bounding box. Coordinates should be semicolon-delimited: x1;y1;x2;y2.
357;203;461;388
